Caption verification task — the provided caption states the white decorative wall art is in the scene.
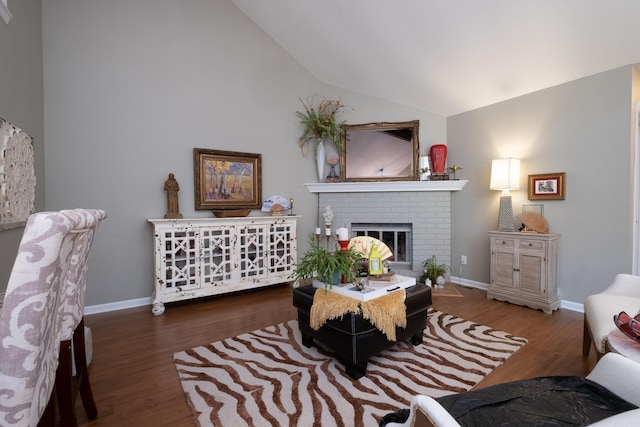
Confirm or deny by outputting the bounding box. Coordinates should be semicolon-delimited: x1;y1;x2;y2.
0;118;36;230
0;0;11;24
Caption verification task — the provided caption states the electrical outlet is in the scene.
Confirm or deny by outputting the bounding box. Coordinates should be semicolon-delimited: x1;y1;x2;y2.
461;255;467;265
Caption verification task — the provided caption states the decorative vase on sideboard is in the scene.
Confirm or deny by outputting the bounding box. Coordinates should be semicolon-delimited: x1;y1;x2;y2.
430;144;447;174
316;139;326;181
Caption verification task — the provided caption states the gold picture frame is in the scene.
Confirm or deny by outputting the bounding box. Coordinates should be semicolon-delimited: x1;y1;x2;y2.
528;172;565;200
193;148;262;211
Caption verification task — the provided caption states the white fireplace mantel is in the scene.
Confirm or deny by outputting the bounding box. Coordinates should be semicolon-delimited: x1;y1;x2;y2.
304;180;468;193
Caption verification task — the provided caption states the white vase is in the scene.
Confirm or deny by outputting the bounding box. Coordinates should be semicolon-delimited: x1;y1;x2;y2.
316;139;325;181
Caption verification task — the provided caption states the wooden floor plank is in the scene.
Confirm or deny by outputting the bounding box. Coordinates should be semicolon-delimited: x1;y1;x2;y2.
76;283;596;426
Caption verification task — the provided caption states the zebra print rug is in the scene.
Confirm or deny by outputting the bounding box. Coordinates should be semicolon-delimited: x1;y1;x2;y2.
173;309;527;427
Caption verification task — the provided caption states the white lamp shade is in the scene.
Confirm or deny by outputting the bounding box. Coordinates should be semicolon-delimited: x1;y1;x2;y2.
490;158;520;191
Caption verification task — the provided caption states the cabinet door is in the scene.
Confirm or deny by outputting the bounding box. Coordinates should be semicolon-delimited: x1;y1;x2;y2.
200;225;235;287
268;220;297;276
156;227;200;293
518;247;546;297
237;223;268;280
491;238;516;290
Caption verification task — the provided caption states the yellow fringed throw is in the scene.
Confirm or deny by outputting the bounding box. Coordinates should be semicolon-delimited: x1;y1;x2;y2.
309;288;407;341
310;290;360;330
361;290;407;341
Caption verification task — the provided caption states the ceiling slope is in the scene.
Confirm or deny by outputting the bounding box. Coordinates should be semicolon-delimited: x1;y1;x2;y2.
232;0;640;116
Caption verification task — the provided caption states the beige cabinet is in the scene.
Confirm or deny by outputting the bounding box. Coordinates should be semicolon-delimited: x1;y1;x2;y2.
488;231;560;314
149;216;299;315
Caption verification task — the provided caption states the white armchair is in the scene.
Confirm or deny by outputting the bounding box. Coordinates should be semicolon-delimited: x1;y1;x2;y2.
384;352;640;427
583;273;640;357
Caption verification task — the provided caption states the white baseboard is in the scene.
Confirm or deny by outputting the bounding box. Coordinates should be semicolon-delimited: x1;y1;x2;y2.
85;297;151;315
560;300;584;313
449;276;489;291
449;275;583;313
83;280;585;315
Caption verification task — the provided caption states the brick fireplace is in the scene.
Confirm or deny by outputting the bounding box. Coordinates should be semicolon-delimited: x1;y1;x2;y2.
305;181;467;277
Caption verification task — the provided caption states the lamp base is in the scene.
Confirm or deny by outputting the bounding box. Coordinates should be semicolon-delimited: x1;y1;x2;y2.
497;195;515;232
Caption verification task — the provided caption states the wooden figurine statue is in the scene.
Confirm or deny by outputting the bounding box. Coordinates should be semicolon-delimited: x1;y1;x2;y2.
164;173;183;219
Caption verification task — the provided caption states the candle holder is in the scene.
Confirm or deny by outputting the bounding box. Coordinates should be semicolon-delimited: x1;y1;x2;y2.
288;196;295;215
338;239;351;283
324;224;332;247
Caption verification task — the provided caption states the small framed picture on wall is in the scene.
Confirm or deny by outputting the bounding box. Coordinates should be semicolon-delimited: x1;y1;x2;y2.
528;172;565;200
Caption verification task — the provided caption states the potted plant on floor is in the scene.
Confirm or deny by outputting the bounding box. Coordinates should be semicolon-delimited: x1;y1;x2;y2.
420;255;449;287
291;236;363;291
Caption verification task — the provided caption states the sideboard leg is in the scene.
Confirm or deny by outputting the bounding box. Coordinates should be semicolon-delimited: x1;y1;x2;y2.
151;302;165;316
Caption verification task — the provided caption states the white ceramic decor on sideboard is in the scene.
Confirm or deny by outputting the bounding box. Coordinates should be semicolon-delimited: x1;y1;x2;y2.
488;231;560;314
148;216;299;315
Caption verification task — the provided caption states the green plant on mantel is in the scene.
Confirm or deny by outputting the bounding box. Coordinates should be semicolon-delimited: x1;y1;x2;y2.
296;95;350;155
290;235;363;290
419;255;449;284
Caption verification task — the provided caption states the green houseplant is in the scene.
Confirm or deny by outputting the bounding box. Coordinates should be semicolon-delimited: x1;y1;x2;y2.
291;236;363;290
420;255;449;285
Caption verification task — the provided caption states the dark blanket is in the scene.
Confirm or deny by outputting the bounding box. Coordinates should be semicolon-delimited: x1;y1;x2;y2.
380;376;638;427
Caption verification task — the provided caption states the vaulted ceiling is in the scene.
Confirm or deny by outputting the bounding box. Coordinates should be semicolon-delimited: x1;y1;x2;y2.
232;0;640;116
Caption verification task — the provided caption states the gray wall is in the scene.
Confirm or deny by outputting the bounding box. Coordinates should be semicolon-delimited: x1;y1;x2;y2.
449;65;637;304
40;0;445;307
5;0;639;310
0;0;44;287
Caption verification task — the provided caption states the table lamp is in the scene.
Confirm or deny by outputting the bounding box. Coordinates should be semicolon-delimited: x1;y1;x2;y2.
490;158;520;232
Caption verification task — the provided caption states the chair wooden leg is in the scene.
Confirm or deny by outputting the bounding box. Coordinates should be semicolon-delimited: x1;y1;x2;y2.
56;339;76;427
582;314;592;357
56;318;98;427
73;319;97;419
37;388;56;427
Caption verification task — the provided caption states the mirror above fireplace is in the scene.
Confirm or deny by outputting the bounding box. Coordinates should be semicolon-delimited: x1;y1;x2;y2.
340;120;419;182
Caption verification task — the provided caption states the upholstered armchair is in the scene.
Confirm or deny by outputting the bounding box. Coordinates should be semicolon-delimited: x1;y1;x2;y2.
381;353;640;427
583;273;640;357
0;211;80;426
0;209;105;427
56;209;106;426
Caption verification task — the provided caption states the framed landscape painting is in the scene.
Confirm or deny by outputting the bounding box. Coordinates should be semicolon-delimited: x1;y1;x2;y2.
193;148;262;211
528;172;565;200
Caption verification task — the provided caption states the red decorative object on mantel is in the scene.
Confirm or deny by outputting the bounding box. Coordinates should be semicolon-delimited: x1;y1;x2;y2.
430;144;448;174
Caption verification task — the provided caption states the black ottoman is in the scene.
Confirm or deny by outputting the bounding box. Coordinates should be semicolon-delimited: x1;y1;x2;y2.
292;283;432;379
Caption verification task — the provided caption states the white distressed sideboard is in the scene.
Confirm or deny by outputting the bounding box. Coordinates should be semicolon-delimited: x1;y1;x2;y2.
148;216;299;315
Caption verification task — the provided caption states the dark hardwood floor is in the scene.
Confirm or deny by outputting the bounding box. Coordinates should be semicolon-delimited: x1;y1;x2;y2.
77;283;596;426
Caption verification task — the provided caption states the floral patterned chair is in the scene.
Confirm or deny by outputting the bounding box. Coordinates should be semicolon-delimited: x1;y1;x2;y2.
0;209;105;426
55;209;106;426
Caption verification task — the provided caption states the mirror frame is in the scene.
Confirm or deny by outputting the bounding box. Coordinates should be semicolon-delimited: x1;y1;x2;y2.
339;120;420;182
